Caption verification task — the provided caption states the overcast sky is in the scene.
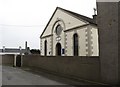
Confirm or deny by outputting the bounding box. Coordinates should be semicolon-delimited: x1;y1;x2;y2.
0;0;96;49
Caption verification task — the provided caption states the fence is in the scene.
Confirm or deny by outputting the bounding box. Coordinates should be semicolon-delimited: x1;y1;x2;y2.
0;54;14;65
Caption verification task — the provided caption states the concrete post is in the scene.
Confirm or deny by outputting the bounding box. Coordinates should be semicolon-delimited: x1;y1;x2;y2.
2;46;5;53
21;55;23;67
14;54;17;67
97;1;120;84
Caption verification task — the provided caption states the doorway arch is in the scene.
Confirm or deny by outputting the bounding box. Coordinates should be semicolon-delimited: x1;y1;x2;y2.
56;43;61;56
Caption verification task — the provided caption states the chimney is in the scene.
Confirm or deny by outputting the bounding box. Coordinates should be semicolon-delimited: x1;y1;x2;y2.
2;46;5;52
93;8;97;23
93;14;97;23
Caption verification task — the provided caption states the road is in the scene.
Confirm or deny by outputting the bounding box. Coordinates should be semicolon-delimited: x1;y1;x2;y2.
0;65;2;87
2;65;69;85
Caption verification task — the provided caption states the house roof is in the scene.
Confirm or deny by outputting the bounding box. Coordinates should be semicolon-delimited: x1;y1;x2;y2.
4;48;20;53
0;48;26;53
59;7;97;25
40;7;97;38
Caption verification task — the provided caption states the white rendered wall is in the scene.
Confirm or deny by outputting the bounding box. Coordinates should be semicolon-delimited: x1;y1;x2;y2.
41;26;99;56
65;31;74;56
91;26;99;56
52;26;65;56
41;37;52;56
65;27;88;56
40;8;99;56
78;27;88;56
42;8;88;37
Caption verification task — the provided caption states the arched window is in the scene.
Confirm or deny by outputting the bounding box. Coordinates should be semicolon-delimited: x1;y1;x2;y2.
44;40;47;56
55;24;63;36
73;33;79;56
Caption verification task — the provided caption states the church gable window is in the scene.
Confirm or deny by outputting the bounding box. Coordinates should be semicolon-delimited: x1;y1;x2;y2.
55;24;63;36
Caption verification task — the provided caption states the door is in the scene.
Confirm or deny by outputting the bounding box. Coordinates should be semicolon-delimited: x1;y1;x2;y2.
56;43;61;56
16;55;21;67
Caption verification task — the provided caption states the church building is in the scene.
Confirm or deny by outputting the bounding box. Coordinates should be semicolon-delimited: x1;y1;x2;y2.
40;7;99;56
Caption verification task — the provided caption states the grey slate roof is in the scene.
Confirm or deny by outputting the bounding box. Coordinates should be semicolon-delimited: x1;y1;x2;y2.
4;48;20;53
59;7;97;25
0;48;28;54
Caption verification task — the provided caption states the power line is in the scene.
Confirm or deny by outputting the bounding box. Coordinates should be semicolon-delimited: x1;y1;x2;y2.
0;22;70;27
0;24;44;27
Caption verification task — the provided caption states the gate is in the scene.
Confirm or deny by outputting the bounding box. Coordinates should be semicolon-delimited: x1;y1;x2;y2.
16;55;21;67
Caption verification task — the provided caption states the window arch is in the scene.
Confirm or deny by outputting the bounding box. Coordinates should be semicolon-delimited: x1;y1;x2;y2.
73;33;79;56
44;40;47;56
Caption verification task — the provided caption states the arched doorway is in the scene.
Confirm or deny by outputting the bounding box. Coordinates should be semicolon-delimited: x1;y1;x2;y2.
56;43;61;56
44;40;47;56
73;33;79;56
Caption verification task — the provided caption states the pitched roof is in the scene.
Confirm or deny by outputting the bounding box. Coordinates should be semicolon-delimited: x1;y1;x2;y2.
4;48;20;53
40;7;97;38
58;7;97;25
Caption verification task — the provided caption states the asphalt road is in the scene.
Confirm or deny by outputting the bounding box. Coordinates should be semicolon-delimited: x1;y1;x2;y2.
2;65;69;85
0;65;2;87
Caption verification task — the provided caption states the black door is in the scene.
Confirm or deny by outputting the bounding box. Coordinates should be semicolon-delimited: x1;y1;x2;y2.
56;43;61;56
16;55;21;67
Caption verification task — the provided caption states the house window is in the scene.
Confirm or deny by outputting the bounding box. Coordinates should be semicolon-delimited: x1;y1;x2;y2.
44;40;47;56
73;33;79;56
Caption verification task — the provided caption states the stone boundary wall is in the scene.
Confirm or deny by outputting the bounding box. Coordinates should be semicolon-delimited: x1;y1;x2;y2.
0;55;2;65
22;55;100;82
0;54;14;65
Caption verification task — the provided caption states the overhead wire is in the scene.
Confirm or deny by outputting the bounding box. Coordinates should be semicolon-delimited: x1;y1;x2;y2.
0;22;70;27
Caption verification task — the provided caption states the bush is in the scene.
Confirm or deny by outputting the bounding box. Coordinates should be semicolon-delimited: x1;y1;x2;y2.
30;49;40;54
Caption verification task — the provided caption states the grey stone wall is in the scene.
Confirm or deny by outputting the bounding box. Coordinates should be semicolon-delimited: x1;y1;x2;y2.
119;1;120;84
0;55;2;65
97;2;120;84
1;55;14;65
22;55;100;82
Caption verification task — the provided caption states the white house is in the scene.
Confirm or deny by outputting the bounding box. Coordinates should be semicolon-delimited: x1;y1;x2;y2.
40;7;99;56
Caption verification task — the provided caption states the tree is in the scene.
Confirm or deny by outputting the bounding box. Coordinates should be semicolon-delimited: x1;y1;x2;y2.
30;49;40;54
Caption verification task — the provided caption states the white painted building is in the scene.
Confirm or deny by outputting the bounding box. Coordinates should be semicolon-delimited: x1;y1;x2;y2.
40;7;99;56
